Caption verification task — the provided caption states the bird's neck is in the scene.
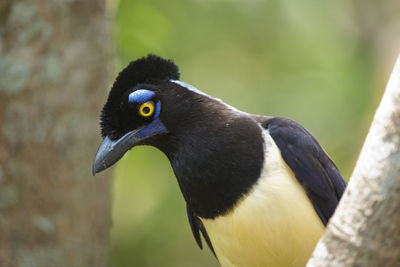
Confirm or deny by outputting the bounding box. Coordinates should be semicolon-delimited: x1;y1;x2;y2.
161;115;265;219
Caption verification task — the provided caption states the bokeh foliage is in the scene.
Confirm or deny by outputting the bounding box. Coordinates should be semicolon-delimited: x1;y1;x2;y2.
111;0;393;266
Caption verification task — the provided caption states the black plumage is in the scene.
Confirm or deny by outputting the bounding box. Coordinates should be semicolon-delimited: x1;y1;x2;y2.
101;54;179;139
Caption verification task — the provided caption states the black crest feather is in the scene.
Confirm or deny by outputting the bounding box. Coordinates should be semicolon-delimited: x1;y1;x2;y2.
114;54;180;92
100;54;180;138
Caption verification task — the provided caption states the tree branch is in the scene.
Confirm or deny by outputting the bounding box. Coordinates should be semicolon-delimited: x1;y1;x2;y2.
308;53;400;266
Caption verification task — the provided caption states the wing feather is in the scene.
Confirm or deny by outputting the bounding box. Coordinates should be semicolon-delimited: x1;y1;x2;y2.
258;117;346;225
187;205;216;257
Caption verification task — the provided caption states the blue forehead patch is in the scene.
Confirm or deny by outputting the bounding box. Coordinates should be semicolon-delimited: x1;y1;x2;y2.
128;89;155;103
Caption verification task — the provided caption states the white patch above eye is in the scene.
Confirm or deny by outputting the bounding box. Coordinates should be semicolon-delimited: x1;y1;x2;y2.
170;80;248;116
170;80;209;97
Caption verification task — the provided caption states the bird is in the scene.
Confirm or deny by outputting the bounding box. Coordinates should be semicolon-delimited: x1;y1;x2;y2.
93;54;346;267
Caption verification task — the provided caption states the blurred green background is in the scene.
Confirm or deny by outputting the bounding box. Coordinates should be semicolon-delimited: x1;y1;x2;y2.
110;0;399;266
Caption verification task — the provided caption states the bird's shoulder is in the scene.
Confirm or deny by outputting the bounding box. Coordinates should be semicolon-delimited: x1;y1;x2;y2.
253;115;346;225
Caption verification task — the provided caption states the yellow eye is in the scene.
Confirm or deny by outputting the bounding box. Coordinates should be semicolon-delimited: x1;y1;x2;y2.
138;101;155;117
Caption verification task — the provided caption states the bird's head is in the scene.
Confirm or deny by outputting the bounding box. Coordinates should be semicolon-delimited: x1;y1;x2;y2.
92;54;214;175
93;54;267;219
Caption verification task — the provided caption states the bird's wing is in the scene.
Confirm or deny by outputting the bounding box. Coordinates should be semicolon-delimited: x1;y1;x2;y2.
256;116;346;225
187;205;216;256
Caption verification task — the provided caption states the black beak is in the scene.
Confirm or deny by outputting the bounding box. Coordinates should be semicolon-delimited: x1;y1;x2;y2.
92;129;142;175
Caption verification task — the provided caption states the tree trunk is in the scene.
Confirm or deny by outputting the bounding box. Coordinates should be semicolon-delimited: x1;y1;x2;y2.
307;54;400;266
0;1;112;267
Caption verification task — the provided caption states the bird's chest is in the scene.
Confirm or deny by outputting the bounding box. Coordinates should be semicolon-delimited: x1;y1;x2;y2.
201;133;324;267
170;120;265;219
